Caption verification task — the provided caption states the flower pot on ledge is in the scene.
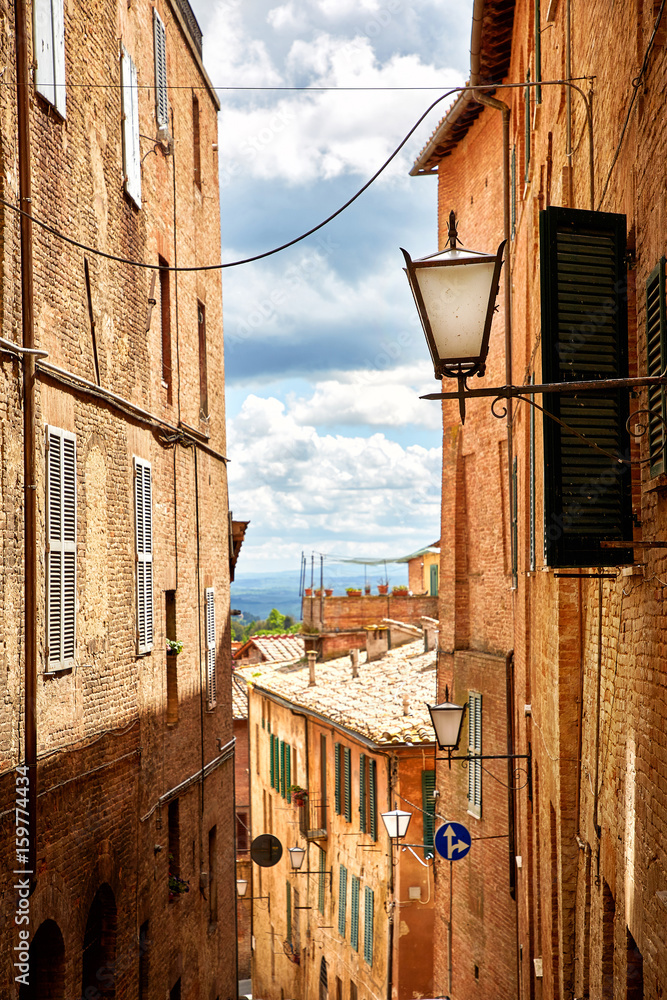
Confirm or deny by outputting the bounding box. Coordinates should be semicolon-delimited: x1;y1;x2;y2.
377;584;389;595
392;587;408;596
346;589;362;597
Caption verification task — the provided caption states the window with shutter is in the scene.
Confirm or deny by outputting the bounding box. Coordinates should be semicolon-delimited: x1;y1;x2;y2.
153;8;169;134
280;740;286;798
540;206;632;567
338;865;347;936
467;693;482;818
134;457;153;654
270;734;275;788
121;45;142;208
350;876;360;951
46;427;76;669
421;770;436;857
34;0;66;117
286;745;292;802
334;743;342;814
646;258;667;476
363;887;374;966
359;754;367;833
318;847;326;915
205;588;216;709
368;759;377;841
274;736;280;791
343;747;351;822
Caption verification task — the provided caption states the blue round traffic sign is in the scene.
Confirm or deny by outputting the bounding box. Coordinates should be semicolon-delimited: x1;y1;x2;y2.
434;821;472;861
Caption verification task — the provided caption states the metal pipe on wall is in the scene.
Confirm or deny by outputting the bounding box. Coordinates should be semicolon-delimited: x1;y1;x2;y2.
15;0;37;889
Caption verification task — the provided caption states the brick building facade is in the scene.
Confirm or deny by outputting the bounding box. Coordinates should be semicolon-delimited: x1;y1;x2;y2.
0;1;237;997
411;1;667;998
237;641;438;1000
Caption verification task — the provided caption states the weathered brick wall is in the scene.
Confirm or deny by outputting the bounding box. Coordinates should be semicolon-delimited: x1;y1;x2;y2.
303;593;438;631
432;2;667;998
0;1;236;997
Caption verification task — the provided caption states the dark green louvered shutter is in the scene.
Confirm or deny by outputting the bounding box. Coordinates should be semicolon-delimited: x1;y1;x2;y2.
338;865;347;936
363;887;374;966
280;740;286;798
350;876;360;950
343;747;351;822
540;206;632;567
270;734;275;788
318;847;326;914
334;743;342;814
422;770;436;857
368;760;377;841
359;754;367;833
273;736;280;791
646;258;667;476
286;745;292;802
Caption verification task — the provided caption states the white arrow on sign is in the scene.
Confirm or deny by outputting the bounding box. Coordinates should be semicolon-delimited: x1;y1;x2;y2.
443;825;467;858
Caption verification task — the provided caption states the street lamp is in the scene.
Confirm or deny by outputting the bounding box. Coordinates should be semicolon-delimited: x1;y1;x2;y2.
381;809;412;841
427;698;466;762
288;846;306;871
236;878;249;897
402;210;505;423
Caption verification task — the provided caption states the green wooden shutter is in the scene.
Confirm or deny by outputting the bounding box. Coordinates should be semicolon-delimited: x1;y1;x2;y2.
286;879;292;943
363;887;374;966
273;736;280;791
540;206;632;567
350;876;360;950
286;745;292;802
318;848;326;914
646;258;667;476
334;743;342;814
359;754;367;833
280;740;286;798
368;760;377;841
338;865;347;936
421;770;436;858
270;734;275;789
343;747;351;822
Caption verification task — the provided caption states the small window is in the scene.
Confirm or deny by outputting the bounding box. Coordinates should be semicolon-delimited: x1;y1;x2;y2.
138;921;150;998
350;876;360;951
205;587;216;708
121;45;141;207
338;865;347;936
46;426;77;670
168;800;180;877
363;887;374;966
159;258;172;401
153;9;169;134
236;812;249;852
134;458;154;654
193;93;201;188
198;301;208;418
467;693;482;818
34;0;66;117
165;590;177;723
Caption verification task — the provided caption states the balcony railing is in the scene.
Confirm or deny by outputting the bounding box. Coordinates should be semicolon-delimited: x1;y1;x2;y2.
298;798;327;840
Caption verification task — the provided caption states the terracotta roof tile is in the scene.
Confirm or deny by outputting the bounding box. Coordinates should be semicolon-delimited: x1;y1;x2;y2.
236;639;436;746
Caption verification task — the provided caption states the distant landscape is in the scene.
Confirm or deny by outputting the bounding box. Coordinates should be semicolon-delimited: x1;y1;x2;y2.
230;564;409;623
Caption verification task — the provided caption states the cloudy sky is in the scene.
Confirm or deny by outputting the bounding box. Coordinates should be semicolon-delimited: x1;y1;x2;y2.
187;0;474;575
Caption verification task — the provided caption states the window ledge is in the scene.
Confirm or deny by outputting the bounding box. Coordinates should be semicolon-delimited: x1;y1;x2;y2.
43;666;73;678
645;471;667;492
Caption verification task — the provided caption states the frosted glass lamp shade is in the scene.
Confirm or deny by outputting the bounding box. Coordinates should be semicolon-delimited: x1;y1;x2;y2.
381;808;412;840
236;878;249;897
289;846;306;870
402;241;505;381
427;701;466;751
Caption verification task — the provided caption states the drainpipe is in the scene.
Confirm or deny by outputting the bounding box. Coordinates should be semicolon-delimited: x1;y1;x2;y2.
15;0;37;888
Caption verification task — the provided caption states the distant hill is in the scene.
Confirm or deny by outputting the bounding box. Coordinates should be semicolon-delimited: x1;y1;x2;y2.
230;565;408;622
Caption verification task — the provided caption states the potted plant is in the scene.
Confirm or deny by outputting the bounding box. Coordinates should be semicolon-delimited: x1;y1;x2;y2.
392;585;408;596
377;579;389;595
304;588;313;597
168;856;190;900
325;588;333;597
346;587;362;597
289;785;308;807
364;584;371;595
314;588;323;597
166;638;183;656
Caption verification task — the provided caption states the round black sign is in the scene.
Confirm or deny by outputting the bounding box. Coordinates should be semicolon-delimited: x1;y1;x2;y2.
250;834;283;868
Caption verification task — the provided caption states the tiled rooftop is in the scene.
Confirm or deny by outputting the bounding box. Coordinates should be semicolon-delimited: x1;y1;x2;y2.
232;672;249;720
233;633;305;664
236;639;436;747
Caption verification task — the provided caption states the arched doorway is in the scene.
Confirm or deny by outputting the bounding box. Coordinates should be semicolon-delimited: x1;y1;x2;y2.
319;956;328;1000
18;919;65;1000
81;884;117;999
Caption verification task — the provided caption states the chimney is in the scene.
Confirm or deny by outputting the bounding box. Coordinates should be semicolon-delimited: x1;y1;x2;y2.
350;648;359;678
402;694;410;716
307;650;317;686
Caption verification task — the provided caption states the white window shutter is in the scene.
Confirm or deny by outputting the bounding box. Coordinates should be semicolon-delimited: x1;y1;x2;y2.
153;8;169;133
46;427;76;668
121;45;142;207
34;0;66;115
206;587;217;708
134;458;153;653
